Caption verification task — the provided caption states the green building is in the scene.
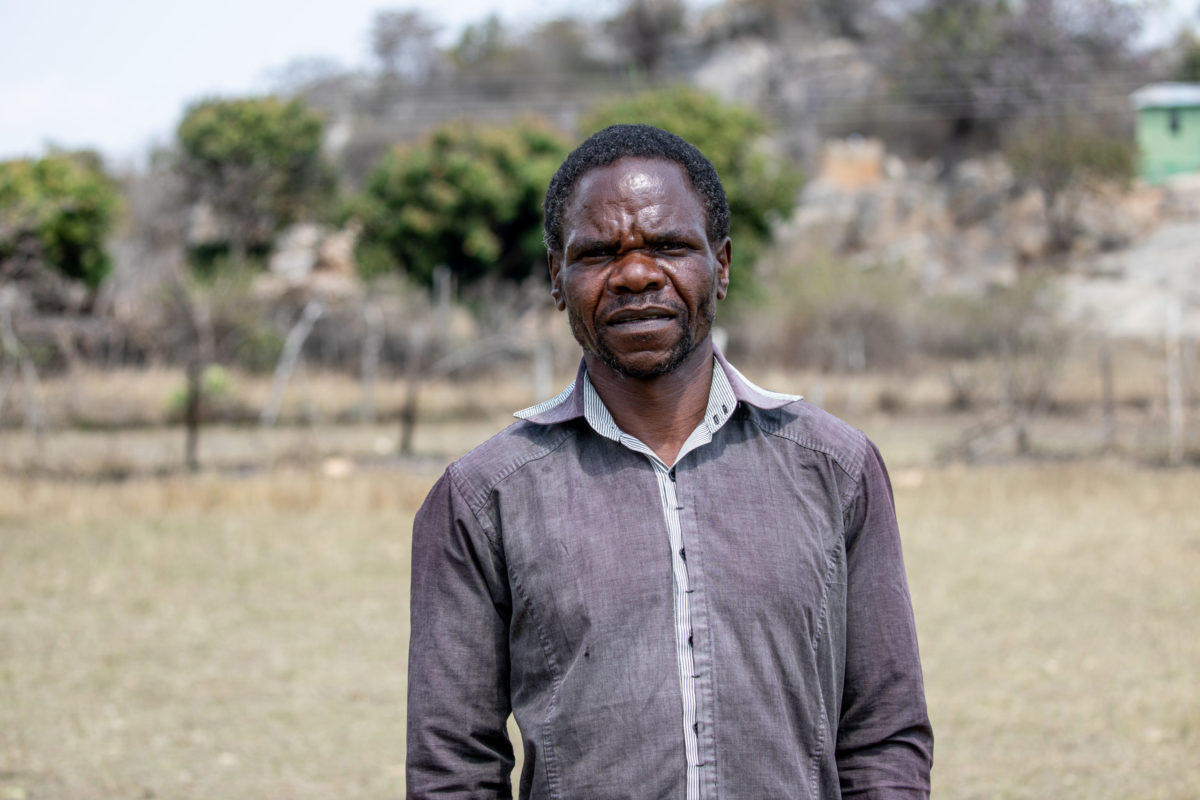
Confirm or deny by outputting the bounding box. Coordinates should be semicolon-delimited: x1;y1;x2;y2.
1132;82;1200;184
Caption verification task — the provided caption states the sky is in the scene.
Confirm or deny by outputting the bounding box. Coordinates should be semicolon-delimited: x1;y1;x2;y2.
1;0;1196;168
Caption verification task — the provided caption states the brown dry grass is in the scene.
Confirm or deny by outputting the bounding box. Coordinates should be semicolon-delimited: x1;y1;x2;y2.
2;365;559;431
2;460;1198;799
898;462;1200;799
0;468;438;800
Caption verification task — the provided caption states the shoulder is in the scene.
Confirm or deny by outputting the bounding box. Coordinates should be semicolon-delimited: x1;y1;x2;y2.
717;351;869;479
744;399;870;482
444;419;581;516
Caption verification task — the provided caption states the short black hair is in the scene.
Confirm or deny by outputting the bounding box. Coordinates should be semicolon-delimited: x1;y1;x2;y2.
543;124;730;255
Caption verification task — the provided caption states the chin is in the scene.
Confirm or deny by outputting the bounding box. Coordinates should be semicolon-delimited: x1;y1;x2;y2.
610;356;679;379
600;338;696;380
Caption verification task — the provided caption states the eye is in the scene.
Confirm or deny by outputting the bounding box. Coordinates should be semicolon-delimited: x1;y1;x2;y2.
567;236;619;261
656;241;689;254
576;247;614;264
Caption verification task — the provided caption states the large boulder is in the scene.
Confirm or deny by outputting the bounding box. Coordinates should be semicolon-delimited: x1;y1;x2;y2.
268;223;324;281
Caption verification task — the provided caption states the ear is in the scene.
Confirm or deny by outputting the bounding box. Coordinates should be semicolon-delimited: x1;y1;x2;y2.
714;237;731;301
547;251;566;311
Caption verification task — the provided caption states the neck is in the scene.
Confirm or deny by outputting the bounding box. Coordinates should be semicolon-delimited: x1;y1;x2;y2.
585;340;715;466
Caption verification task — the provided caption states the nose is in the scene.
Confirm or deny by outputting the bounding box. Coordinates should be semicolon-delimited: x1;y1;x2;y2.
608;251;664;294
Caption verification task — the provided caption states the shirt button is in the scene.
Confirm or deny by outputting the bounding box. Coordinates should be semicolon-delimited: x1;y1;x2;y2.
688;633;693;647
693;722;699;733
669;468;676;482
679;548;686;562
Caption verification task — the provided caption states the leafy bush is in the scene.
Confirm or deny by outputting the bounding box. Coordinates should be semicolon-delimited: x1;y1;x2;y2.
917;277;1069;417
583;87;802;303
166;364;237;420
350;118;569;287
0;151;120;287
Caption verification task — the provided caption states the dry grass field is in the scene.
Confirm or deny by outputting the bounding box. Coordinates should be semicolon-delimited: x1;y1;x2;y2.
1;365;1198;799
897;462;1200;799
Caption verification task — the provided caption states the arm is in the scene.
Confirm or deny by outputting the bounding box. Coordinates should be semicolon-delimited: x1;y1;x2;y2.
836;441;934;798
407;470;514;798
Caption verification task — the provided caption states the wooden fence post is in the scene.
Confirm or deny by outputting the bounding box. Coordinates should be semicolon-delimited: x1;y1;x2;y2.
0;290;46;443
1099;337;1116;455
360;302;384;424
399;323;429;456
1165;298;1185;466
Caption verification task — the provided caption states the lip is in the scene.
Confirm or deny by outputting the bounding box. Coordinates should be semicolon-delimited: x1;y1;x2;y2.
605;306;677;325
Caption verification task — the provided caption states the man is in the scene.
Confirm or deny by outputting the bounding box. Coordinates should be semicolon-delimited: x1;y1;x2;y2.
407;124;933;799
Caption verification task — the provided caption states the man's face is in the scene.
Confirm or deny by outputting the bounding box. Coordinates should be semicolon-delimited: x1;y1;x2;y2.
548;157;731;380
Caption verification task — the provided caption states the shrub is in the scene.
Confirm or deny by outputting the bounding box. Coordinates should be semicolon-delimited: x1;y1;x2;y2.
176;96;332;264
350;118;568;288
0;151;120;288
733;248;913;371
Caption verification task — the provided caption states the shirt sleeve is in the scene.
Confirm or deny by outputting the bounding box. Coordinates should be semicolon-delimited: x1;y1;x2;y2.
407;469;514;799
835;439;934;798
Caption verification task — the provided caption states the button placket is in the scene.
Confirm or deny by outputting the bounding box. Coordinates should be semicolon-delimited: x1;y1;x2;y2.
650;458;702;800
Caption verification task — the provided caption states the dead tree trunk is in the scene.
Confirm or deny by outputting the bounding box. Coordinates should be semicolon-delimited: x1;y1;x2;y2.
0;291;46;442
399;323;428;457
166;273;214;472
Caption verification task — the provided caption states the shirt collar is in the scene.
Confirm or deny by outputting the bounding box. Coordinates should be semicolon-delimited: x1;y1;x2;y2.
513;345;801;427
578;357;739;446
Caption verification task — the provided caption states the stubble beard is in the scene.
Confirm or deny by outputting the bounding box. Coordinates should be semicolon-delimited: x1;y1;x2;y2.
568;289;718;380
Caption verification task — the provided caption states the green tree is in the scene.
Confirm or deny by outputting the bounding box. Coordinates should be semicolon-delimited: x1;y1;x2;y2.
728;0;878;41
351;118;569;286
605;0;686;77
371;9;440;82
891;0;1011;173
583;87;802;303
0;150;120;288
1005;115;1135;253
175;96;330;265
1173;29;1200;82
451;14;518;72
889;0;1143;176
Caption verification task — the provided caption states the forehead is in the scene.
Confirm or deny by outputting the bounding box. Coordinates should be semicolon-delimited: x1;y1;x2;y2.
563;157;706;234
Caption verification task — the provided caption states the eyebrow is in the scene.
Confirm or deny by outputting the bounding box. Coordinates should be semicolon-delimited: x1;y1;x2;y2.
569;228;702;252
566;237;617;257
645;229;701;244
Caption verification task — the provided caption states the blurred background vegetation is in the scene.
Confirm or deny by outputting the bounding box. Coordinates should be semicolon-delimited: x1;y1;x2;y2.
2;1;1200;798
5;0;1199;470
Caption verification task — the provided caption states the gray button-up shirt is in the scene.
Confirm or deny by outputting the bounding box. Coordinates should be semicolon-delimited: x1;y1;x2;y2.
567;363;743;800
407;350;933;799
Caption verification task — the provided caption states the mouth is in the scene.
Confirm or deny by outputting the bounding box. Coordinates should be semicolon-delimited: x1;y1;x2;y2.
605;306;677;326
